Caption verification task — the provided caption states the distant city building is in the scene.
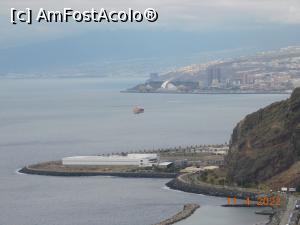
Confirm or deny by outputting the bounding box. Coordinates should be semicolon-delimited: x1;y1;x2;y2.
211;79;221;88
207;67;221;86
161;80;178;91
128;47;300;93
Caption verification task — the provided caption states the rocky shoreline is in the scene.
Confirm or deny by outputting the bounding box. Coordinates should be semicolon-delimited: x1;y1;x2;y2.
153;204;200;225
18;162;284;225
166;174;259;200
165;174;286;225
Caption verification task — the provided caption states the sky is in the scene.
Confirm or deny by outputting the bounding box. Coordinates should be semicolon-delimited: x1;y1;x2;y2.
1;0;300;76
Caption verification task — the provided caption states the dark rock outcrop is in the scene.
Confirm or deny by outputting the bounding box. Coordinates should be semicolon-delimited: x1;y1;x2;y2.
225;88;300;185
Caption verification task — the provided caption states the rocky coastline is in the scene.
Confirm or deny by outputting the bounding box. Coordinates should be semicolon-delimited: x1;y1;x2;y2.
19;164;281;225
153;204;200;225
166;174;259;200
165;174;291;225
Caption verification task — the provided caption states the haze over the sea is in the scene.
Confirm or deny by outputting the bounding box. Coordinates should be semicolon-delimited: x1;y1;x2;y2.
1;0;300;77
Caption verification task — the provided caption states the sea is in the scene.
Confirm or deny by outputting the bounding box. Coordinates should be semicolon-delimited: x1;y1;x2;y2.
0;77;288;225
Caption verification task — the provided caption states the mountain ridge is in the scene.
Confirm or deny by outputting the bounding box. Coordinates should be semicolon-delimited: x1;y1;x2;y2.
225;88;300;187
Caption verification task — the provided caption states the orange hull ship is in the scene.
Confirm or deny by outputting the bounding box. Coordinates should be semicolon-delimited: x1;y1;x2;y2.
133;106;144;114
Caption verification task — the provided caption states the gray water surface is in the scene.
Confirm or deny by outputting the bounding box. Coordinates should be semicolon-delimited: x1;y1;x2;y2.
0;78;287;225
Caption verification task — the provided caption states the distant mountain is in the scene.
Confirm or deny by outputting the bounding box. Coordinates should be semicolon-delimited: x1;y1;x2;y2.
154;46;300;82
225;88;300;188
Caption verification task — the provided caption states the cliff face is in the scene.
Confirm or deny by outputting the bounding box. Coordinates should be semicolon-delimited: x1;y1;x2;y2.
225;88;300;185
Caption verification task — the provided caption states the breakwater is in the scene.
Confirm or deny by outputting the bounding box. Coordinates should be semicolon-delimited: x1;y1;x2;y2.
19;166;177;178
153;204;200;225
166;175;279;224
166;174;259;200
222;204;265;207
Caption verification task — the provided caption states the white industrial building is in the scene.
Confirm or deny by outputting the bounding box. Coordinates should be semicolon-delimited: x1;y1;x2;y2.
62;154;159;167
161;80;177;91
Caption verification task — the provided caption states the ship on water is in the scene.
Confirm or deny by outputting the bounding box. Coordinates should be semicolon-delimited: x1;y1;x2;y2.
133;106;144;114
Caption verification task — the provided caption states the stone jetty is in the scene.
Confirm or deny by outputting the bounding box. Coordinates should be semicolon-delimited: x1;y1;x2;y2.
153;204;200;225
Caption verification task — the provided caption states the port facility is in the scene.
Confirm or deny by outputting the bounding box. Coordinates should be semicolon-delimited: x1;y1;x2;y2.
62;154;159;167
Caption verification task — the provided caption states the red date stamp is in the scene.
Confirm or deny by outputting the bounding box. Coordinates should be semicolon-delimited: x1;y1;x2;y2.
257;196;281;206
227;195;282;207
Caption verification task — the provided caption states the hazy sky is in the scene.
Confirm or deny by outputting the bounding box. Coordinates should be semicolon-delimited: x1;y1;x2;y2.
1;0;300;75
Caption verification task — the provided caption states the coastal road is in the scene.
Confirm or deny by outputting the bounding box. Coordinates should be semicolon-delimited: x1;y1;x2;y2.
279;195;297;225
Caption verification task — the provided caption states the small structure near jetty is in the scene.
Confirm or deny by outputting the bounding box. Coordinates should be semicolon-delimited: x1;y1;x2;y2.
63;154;159;167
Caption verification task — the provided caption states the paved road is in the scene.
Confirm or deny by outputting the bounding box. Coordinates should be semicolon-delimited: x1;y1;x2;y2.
279;195;297;225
